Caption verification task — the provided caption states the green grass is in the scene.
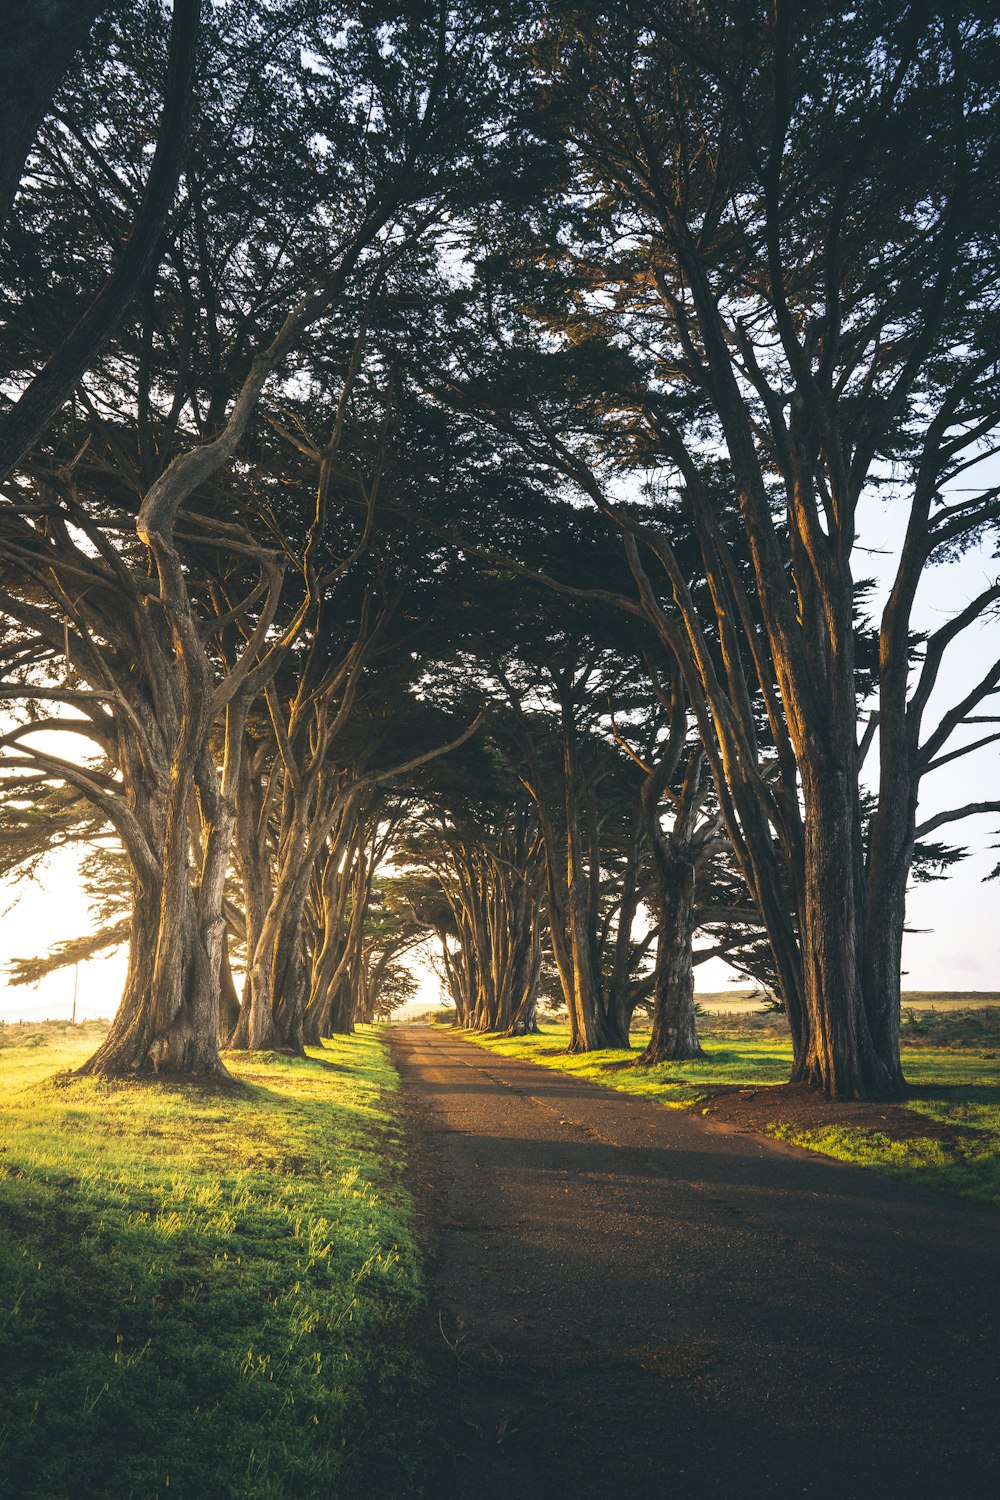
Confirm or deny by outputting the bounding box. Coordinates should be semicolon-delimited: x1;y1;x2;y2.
0;1023;428;1500
461;1018;792;1106
463;1015;1000;1208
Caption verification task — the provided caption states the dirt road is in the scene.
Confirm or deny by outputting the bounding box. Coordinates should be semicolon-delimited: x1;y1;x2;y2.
391;1026;999;1500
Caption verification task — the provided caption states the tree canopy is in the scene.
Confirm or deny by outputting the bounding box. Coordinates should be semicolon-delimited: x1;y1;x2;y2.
1;0;997;1100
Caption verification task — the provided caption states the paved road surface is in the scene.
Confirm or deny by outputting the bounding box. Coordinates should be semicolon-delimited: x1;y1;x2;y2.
391;1027;999;1500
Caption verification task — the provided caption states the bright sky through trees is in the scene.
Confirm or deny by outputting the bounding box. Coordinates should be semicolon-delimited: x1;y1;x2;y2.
3;475;997;1024
1;2;998;1100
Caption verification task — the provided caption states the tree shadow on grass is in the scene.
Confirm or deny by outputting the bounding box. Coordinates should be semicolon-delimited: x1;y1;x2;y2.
907;1081;1000;1107
50;1068;247;1097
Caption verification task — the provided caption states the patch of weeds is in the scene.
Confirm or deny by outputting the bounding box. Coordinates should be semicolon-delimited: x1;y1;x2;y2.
900;1006;1000;1050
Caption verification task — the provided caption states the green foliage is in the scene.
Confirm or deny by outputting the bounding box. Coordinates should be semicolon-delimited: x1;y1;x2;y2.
466;1017;1000;1208
0;786;109;887
371;963;420;1021
5;919;130;987
900;1006;1000;1048
0;1026;429;1499
2;832;131;988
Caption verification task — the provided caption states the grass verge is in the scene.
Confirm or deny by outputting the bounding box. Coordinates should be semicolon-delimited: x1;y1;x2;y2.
462;1012;1000;1209
0;1023;427;1500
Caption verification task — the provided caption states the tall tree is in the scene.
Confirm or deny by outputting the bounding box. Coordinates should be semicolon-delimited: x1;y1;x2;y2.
451;0;1000;1096
398;741;547;1033
0;2;506;1075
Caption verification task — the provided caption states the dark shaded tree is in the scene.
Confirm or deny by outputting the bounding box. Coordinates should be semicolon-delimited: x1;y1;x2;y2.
442;0;1000;1096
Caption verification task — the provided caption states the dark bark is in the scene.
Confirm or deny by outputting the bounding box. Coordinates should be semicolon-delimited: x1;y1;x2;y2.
324;972;357;1036
604;810;645;1045
0;0;201;483
793;761;874;1098
862;802;913;1096
543;720;628;1051
272;922;308;1051
0;0;107;230
507;1001;540;1036
632;734;708;1066
229;740;272;1047
218;932;241;1043
638;851;702;1067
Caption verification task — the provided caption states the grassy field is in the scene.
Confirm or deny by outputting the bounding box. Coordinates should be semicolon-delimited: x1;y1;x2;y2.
691;989;1000;1013
461;1009;1000;1208
0;1022;428;1500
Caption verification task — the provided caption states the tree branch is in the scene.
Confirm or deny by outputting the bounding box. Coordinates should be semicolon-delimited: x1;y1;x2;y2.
915;801;1000;838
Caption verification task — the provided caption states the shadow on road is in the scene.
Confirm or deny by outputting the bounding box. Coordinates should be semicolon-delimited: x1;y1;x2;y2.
393;1027;1000;1500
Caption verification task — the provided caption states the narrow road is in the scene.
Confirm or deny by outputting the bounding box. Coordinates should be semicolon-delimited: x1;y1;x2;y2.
391;1027;999;1500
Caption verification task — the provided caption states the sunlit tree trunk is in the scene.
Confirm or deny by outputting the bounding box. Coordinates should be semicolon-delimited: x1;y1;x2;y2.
639;853;701;1067
80;720;239;1077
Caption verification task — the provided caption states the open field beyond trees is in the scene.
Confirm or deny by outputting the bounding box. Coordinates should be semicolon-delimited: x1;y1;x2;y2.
689;990;1000;1013
0;1024;428;1500
460;1009;1000;1208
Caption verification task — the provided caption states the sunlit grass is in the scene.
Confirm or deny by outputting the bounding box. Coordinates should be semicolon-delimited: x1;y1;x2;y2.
0;1019;106;1092
469;1022;793;1106
466;1021;1000;1208
0;1024;427;1499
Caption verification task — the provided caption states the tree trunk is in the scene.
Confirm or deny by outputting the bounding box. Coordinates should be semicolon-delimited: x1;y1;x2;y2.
558;730;620;1052
792;761;879;1098
229;746;272;1048
862;790;914;1096
0;1;105;230
232;819;314;1053
79;873;227;1077
218;932;241;1043
302;835;354;1043
303;935;340;1043
604;815;643;1048
638;849;702;1065
271;918;308;1051
325;972;357;1035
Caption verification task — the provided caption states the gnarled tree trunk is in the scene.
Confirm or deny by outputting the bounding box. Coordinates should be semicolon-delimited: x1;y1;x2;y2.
638;848;701;1066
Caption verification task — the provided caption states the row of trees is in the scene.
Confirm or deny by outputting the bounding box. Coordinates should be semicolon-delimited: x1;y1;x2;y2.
1;1;998;1098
